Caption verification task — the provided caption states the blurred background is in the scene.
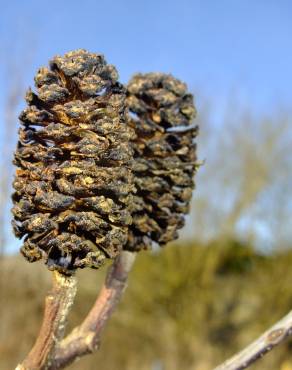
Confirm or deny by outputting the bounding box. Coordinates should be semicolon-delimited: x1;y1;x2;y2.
1;0;292;369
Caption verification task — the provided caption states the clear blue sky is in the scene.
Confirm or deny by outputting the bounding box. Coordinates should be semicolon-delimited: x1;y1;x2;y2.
1;0;292;251
1;0;292;113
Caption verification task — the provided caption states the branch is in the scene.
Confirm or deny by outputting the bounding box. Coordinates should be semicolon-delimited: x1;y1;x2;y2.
16;271;77;370
50;251;136;370
214;310;292;370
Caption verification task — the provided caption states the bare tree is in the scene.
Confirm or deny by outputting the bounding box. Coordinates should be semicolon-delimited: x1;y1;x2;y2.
190;99;292;248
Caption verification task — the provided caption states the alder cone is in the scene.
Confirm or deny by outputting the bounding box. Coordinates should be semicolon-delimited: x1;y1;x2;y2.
126;73;198;251
12;49;134;274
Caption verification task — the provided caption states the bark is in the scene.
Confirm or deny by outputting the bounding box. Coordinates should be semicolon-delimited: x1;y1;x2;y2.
16;272;77;370
214;310;292;370
50;251;136;370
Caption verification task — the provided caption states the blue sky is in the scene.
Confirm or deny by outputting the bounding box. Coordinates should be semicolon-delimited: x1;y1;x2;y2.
1;0;292;113
1;0;292;251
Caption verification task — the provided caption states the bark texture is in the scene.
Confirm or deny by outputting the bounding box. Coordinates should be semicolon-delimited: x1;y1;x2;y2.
16;272;77;370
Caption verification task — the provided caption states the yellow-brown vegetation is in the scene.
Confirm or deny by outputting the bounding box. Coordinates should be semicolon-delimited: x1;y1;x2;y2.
1;240;292;370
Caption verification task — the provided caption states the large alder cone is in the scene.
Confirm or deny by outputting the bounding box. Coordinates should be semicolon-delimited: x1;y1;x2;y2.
12;49;135;274
126;73;198;251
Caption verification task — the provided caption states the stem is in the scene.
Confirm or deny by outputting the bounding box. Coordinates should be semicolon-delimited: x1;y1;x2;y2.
50;251;136;370
16;271;77;370
214;310;292;370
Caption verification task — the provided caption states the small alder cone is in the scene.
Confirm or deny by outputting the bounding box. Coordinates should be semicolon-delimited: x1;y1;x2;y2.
126;73;198;251
12;49;134;274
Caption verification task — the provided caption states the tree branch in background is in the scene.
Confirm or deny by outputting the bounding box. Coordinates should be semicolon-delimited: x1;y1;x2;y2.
50;251;136;370
214;310;292;370
16;272;77;370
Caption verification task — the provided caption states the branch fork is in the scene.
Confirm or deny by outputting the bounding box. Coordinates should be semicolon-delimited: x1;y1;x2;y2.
16;250;292;370
16;251;136;370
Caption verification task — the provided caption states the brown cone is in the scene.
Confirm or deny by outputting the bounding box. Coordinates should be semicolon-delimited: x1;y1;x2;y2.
12;49;134;274
126;73;198;251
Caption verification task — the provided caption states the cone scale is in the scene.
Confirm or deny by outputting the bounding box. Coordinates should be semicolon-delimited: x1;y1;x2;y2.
126;73;198;251
12;50;134;274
